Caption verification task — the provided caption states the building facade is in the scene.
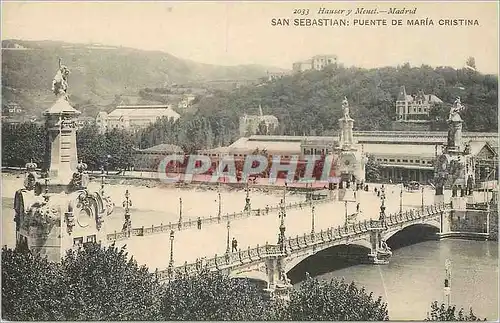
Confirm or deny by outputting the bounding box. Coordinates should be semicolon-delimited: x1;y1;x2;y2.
96;104;180;133
395;86;442;122
267;71;289;81
292;55;338;72
196;131;497;184
239;105;279;137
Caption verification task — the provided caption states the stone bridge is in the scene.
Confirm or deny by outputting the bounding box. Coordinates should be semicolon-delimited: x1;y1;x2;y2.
156;202;451;291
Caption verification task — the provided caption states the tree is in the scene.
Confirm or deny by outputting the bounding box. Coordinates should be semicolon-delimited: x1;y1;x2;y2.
425;301;486;321
466;57;476;70
276;277;389;321
104;128;135;171
1;244;162;321
160;270;273;321
1;123;45;167
365;155;382;182
59;243;162;321
76;123;106;170
1;246;66;321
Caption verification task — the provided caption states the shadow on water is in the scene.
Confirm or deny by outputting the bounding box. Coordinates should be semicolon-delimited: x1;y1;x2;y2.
287;244;370;284
287;225;440;285
386;224;440;251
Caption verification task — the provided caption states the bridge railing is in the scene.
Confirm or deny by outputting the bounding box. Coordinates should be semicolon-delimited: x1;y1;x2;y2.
156;203;451;282
384;202;449;229
106;195;335;242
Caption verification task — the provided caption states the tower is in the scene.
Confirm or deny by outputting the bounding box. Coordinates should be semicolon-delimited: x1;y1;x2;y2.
13;58;114;262
434;97;474;207
43;96;81;186
335;97;366;200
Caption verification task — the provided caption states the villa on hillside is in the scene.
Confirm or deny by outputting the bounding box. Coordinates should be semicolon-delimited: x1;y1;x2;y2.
292;55;338;72
239;105;279;137
395;86;443;122
96;104;180;133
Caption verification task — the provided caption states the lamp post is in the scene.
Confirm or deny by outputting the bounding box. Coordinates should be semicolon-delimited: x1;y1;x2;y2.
278;183;287;253
310;184;315;234
399;183;403;215
379;189;386;226
217;182;222;222
311;204;316;235
444;259;452;307
168;229;175;274
123;189;132;234
344;200;348;226
244;181;251;213
421;186;425;211
100;166;106;192
178;197;183;229
106;154;111;175
226;220;231;254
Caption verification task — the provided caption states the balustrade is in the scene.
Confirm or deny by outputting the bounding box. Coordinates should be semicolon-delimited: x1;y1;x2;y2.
158;204;451;282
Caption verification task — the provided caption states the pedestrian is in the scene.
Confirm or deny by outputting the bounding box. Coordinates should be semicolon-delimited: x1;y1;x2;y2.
231;237;238;252
197;217;202;230
266;205;269;215
356;203;360;213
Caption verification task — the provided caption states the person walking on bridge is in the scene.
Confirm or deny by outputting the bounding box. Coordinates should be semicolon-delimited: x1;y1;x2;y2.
231;237;238;252
197;217;202;230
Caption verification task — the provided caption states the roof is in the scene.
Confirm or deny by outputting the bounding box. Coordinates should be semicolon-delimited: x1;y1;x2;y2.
199;146;230;154
427;94;443;103
468;141;498;157
139;143;183;154
43;97;81;116
228;137;301;155
364;144;435;157
108;106;180;119
242;115;279;122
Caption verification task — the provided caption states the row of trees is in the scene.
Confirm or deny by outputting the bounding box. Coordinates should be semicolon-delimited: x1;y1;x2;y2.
1;123;135;170
1;244;485;321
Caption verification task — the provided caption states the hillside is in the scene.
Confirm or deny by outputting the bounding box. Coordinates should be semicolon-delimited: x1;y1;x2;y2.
133;63;498;151
1;39;285;116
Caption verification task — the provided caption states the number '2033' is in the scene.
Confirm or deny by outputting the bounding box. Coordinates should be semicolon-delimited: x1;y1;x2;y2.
293;9;309;15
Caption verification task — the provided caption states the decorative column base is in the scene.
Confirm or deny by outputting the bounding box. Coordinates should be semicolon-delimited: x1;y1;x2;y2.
367;248;392;265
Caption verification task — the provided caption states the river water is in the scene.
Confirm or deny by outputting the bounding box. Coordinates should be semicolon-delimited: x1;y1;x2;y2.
295;239;498;321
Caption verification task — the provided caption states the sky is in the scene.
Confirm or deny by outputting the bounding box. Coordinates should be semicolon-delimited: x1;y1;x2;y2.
2;1;499;74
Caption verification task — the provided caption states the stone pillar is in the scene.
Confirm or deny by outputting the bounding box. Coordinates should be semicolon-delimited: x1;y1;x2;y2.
439;210;451;234
43;97;81;184
367;229;392;265
338;119;345;146
264;256;292;299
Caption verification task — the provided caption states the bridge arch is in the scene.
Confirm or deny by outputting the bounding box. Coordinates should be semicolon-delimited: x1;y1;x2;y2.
383;220;440;242
229;269;269;287
284;239;372;274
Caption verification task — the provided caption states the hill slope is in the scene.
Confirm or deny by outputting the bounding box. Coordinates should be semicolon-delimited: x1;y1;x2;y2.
1;39;284;115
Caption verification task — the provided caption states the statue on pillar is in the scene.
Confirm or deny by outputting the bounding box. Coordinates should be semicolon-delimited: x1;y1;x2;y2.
448;97;464;121
52;58;71;99
342;96;350;119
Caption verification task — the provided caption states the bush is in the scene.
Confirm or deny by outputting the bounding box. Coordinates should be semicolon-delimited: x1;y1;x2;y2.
161;270;273;320
425;301;486;321
276;277;389;321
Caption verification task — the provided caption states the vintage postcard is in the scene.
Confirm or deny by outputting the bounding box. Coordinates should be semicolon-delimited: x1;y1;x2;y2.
1;1;498;321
